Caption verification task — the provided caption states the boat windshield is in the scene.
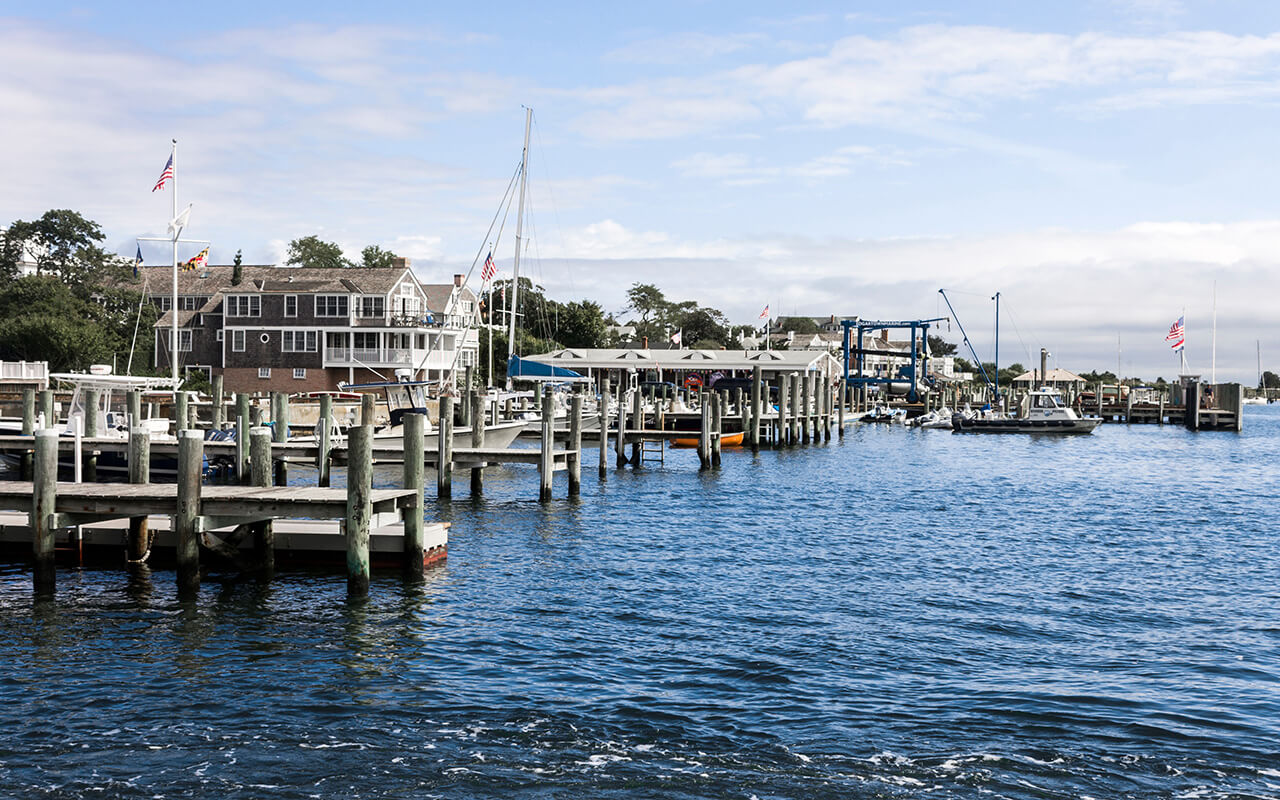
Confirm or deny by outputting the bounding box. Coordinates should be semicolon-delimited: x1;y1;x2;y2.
1031;392;1063;410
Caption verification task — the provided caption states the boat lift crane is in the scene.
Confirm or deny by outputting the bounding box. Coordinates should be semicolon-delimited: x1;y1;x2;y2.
840;317;949;403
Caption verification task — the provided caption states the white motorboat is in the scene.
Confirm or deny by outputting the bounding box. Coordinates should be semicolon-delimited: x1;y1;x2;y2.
952;388;1101;434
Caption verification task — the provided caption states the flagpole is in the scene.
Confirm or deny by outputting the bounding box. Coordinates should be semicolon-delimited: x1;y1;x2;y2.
170;138;179;387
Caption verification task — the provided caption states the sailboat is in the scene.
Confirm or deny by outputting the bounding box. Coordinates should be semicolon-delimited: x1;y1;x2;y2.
1244;340;1268;405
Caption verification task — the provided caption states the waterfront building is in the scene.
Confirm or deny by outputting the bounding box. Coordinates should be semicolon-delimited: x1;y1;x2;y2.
139;263;479;393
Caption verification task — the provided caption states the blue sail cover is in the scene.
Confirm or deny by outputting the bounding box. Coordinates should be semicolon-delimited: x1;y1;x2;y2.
507;355;587;381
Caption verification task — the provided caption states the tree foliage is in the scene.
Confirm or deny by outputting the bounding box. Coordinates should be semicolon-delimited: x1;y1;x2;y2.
775;316;820;334
1262;370;1280;389
621;282;735;348
0;209;133;286
484;277;610;352
928;335;958;356
360;245;399;269
285;236;352;269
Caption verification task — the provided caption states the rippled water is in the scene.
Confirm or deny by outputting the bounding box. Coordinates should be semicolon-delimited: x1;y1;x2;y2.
2;408;1279;798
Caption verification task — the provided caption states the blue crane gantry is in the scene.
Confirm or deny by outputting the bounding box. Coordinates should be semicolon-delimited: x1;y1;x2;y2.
840;317;949;403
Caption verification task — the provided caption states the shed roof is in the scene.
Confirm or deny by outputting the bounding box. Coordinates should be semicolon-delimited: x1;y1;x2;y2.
524;348;839;373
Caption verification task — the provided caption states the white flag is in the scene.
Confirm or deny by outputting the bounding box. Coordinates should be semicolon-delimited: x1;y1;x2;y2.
168;204;192;238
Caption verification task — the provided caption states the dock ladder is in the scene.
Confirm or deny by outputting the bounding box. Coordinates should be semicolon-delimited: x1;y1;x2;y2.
639;436;665;465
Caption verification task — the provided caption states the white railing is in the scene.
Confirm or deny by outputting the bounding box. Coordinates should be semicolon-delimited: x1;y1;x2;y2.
0;360;49;384
325;348;412;366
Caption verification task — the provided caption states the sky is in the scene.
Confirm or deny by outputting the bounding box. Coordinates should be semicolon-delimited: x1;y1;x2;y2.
3;0;1279;381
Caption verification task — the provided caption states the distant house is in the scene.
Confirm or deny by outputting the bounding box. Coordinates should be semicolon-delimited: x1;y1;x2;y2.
140;264;479;393
1011;367;1086;394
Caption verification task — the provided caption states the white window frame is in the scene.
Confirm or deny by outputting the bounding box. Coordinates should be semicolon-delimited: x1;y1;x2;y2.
177;330;192;352
231;330;245;352
315;295;349;317
216;330;223;342
293;368;306;379
282;330;318;353
258;367;271;379
356;295;385;318
226;295;261;317
284;295;297;317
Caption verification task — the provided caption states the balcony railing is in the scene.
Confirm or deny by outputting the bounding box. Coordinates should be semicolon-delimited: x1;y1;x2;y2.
325;347;412;365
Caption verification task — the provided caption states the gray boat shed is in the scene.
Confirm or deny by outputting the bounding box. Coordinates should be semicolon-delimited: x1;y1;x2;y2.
522;348;841;386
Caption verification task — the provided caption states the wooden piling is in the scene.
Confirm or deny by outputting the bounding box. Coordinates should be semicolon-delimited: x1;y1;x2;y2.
271;391;289;486
175;429;203;594
711;392;722;467
838;382;846;437
361;393;376;426
539;386;554;502
127;426;150;562
83;387;99;482
437;394;454;498
235;393;250;481
37;389;54;430
615;385;628;468
346;424;373;597
776;376;789;445
402;412;425;580
248;425;274;573
20;388;34;480
470;389;486;495
460;366;473;427
630;387;643;465
800;375;811;444
211;373;225;429
568;394;583;497
176;391;189;434
698;392;712;469
789;373;802;445
32;429;58;594
750;366;762;452
598;378;610;480
317;393;332;487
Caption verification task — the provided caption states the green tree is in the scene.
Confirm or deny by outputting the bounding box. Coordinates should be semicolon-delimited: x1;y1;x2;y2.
998;362;1026;387
775;316;820;334
0;276;117;370
285;235;351;269
360;245;399;269
625;283;669;325
0;209;130;287
928;335;957;356
231;249;243;286
555;300;608;348
1261;370;1279;389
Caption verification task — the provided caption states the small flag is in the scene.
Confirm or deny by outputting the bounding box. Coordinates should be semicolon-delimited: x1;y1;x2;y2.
758;305;769;320
1165;315;1185;351
153;154;174;192
183;246;209;272
134;244;143;277
670;330;682;346
481;251;496;283
168;204;191;237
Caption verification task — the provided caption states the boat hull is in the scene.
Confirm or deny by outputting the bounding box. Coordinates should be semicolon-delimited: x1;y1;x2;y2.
671;431;745;448
952;415;1101;434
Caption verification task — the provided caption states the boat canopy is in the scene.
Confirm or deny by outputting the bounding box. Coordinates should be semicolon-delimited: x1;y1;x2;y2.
506;355;589;382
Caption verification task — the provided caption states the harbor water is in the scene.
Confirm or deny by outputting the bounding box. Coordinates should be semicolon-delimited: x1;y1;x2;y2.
2;407;1279;798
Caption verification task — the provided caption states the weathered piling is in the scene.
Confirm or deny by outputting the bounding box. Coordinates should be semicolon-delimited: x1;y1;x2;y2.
750;366;762;452
539;386;554;502
38;389;54;430
789;373;802;445
598;378;610;480
402;412;425;580
838;382;846;437
249;426;274;575
211;373;225;429
32;429;58;594
460;367;473;428
800;375;812;444
437;394;454;498
470;389;486;495
176;429;203;594
630;388;643;465
698;391;712;469
823;380;832;441
615;386;628;468
776;376;789;445
20;388;34;480
127;426;150;562
361;393;376;426
271;392;289;486
83;387;99;482
346;424;373;597
236;393;250;481
126;389;142;429
317;393;333;487
711;392;723;467
176;391;189;434
568;393;583;497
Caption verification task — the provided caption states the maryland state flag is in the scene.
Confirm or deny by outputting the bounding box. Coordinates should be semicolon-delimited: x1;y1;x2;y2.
182;246;209;271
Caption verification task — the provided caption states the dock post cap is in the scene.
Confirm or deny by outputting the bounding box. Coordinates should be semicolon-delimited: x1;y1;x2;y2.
34;428;60;440
179;429;203;441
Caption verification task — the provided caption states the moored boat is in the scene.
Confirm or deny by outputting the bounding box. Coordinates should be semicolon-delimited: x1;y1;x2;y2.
952;388;1100;434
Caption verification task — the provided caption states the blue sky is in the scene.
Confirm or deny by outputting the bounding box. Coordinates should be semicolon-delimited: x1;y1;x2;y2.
3;0;1280;380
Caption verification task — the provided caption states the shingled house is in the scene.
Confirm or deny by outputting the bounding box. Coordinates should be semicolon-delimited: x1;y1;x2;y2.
144;263;479;393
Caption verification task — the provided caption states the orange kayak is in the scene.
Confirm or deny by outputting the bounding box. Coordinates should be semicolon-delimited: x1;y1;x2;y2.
671;431;745;448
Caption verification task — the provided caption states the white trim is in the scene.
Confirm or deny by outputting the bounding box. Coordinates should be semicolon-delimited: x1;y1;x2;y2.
284;294;297;317
293;368;306;379
258;367;271;379
232;330;245;352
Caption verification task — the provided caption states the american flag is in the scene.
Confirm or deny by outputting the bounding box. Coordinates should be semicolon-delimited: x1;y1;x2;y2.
758;305;769;320
1165;315;1185;351
481;251;496;283
153;154;174;192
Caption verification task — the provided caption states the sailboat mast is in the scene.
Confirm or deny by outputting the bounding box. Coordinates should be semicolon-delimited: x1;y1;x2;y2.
170;138;179;387
506;107;533;385
1211;280;1217;384
992;291;1000;409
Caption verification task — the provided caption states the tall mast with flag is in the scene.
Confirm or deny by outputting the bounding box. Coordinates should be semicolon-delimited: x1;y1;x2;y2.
1166;312;1186;376
506;107;532;390
153;139;180;386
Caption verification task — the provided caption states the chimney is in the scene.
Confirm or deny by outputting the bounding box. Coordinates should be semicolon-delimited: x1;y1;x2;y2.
642;336;649;349
392;257;411;270
453;274;463;287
